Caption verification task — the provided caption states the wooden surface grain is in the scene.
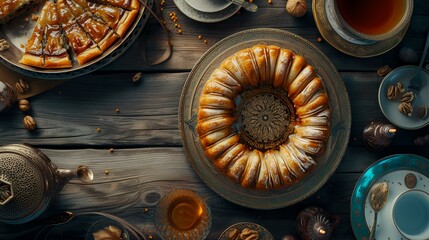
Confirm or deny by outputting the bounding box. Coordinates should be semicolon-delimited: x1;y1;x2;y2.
0;0;428;239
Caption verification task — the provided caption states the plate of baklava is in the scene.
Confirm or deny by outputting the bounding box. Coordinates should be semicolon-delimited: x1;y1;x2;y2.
0;0;151;79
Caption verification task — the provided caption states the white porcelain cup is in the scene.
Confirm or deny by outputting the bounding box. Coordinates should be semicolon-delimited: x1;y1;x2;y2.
393;190;429;240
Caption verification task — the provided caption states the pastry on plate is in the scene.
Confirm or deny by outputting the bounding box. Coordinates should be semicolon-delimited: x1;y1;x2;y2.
57;0;102;65
0;0;40;24
43;1;72;68
197;44;331;190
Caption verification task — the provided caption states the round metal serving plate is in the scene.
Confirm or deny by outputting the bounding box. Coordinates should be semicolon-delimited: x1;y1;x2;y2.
0;0;152;79
178;28;351;209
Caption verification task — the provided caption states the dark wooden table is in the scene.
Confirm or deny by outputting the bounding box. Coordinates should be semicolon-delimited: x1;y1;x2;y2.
1;0;429;239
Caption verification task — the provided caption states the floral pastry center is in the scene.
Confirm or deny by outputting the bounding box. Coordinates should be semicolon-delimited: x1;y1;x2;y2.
238;87;295;151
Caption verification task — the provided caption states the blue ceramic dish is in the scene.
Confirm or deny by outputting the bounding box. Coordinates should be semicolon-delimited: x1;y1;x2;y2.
351;154;429;240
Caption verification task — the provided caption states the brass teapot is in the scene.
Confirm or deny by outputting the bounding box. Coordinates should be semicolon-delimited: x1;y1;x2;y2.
0;144;93;224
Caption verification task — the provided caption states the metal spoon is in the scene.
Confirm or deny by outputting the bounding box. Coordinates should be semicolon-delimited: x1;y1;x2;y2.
407;30;429;93
226;0;258;12
368;181;389;240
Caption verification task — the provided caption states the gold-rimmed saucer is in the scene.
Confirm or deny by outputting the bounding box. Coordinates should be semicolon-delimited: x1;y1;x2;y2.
312;0;409;58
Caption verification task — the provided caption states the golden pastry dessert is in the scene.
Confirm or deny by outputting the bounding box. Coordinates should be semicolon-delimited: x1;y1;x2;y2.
197;44;331;190
0;0;40;24
11;0;140;68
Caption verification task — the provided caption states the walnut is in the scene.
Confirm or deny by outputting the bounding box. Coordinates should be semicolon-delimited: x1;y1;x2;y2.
286;0;306;17
377;65;391;77
240;228;259;240
387;85;399;100
15;79;30;94
23;115;36;131
18;99;30;112
397;82;405;92
401;91;415;103
418;105;428;119
132;72;142;83
399;102;413;116
227;228;239;240
0;39;9;51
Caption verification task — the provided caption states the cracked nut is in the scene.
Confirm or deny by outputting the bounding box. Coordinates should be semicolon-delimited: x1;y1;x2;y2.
23;115;36;131
286;0;306;17
240;228;259;240
18;99;30;112
397;82;405;92
0;39;9;51
401;91;415;103
399;102;413;116
227;228;239;240
387;85;399;100
418;105;428;119
15;79;30;94
377;65;391;77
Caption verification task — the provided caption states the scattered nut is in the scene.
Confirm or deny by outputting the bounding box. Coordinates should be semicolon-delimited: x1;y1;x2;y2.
31;14;38;21
104;169;109;175
401;91;415;103
96;127;101;132
227;228;239;240
0;39;9;51
115;108;120;113
203;39;207;44
240;228;259;240
132;72;142;83
399;102;413;116
18;99;30;112
15;79;30;94
418;105;428;119
144;208;149;213
109;148;114;153
198;35;202;40
286;0;307;17
377;65;391;77
317;37;323;43
387;85;399;100
178;29;182;34
23;115;36;131
397;82;405;92
404;173;417;189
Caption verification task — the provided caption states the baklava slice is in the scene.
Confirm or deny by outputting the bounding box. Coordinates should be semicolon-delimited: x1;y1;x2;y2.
19;1;48;68
43;1;72;68
57;0;102;65
89;0;140;11
73;0;138;37
0;0;40;24
63;0;119;52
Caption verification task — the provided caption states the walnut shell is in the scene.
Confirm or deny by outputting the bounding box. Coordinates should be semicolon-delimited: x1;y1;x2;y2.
286;0;306;17
23;115;36;131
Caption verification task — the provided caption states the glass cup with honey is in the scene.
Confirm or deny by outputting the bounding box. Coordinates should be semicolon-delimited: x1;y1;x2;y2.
154;189;212;240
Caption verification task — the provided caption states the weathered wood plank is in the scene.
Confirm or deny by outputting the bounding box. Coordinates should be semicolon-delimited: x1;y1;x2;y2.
1;72;428;149
0;147;362;239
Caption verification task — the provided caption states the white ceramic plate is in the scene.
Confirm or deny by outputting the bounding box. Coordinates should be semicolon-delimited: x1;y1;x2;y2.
351;154;429;240
173;0;240;23
378;66;429;130
184;0;231;13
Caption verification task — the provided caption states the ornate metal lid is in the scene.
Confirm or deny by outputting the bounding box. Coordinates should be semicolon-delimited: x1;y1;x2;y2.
0;151;45;222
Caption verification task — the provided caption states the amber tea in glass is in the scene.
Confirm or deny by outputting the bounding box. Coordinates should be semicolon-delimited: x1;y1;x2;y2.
154;189;212;240
167;195;204;231
337;0;406;35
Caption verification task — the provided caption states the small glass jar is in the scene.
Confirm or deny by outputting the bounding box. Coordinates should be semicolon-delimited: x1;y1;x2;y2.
154;189;212;240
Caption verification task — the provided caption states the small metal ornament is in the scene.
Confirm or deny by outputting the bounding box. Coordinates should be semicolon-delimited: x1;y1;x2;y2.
0;80;16;113
296;206;338;240
362;122;397;151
